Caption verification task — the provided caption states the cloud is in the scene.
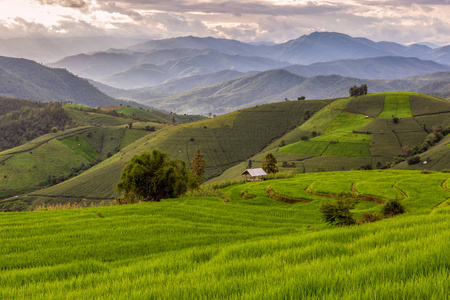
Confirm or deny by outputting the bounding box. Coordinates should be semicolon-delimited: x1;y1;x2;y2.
104;0;351;17
0;0;447;45
97;2;143;21
37;0;89;8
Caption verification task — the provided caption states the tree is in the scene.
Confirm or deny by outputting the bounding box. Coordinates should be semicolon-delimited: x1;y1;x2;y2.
349;84;368;97
319;198;357;226
247;159;252;169
190;149;206;184
116;149;195;203
262;152;278;174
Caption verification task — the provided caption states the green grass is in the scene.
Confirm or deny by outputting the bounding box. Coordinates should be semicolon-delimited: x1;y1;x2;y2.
60;134;98;162
120;129;152;149
0;139;90;195
115;106;168;123
0;170;449;299
279;112;372;157
378;94;412;118
66;109;135;127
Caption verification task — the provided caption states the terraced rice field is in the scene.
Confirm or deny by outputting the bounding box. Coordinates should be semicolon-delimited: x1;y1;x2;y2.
378;94;412;118
1;170;449;299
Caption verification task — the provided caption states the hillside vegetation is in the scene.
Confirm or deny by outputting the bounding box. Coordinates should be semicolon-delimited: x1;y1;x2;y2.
0;102;180;204
0;170;449;298
2;92;449;210
0;98;74;151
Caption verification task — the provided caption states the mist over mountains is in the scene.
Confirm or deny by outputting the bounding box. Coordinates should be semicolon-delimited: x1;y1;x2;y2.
49;32;450;90
1;31;449;114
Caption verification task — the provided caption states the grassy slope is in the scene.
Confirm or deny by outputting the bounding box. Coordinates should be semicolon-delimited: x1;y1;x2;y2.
273;92;449;173
27;93;450;205
23;100;329;205
0;107;157;202
0;170;449;299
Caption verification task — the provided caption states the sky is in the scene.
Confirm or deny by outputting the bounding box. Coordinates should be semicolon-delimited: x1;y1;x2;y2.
0;0;449;45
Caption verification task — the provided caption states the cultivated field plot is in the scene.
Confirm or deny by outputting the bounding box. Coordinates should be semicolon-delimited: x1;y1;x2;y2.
345;94;385;117
279;112;372;157
0;140;90;196
115;106;168;123
1;170;449;299
378;94;412;118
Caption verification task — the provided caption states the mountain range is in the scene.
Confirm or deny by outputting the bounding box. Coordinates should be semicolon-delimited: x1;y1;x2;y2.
0;56;149;108
94;70;450;115
49;32;450;90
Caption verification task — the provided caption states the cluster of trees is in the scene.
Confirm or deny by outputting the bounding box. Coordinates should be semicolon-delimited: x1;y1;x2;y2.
115;149;206;203
0;98;74;151
349;84;368;97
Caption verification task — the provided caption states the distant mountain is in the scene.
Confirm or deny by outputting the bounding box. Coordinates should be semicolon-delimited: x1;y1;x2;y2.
0;56;134;107
285;56;450;79
135;70;450;115
0;37;144;63
97;50;290;89
272;32;450;65
128;35;269;57
91;69;254;99
49;48;209;80
139;70;255;94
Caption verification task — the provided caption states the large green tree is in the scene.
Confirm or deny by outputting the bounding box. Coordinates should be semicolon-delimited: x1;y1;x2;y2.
262;152;278;174
116;149;195;203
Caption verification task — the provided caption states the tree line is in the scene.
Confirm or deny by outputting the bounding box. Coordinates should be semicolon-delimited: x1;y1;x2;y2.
0;98;73;151
349;84;368;97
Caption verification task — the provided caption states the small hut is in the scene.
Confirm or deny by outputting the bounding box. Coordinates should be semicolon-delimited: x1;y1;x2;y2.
241;168;267;182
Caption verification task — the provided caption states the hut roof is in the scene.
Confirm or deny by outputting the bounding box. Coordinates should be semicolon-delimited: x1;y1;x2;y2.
241;168;267;177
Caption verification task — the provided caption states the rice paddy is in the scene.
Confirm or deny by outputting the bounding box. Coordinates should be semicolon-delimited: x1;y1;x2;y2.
1;170;449;299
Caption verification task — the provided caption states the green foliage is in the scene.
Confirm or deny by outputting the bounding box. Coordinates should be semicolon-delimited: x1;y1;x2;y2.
349;84;368;97
262;152;278;174
0;98;73;151
319;198;357;226
116;149;195;203
381;198;406;217
407;155;421;165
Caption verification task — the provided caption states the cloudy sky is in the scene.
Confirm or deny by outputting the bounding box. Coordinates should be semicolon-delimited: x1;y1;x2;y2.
0;0;449;45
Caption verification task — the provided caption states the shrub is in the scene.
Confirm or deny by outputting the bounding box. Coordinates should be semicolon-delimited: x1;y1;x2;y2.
319;198;357;226
392;117;399;123
300;135;309;141
381;198;406;217
407;155;421;165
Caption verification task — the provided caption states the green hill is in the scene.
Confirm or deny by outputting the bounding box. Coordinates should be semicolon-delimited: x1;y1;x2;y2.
0;170;449;298
0;103;171;204
2;92;449;210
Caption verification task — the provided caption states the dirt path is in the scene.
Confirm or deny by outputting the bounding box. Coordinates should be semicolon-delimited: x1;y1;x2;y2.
35;138;56;150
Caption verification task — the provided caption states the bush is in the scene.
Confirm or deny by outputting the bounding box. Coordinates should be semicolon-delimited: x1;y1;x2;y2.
381;198;406;217
319;198;357;226
407;155;421;165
